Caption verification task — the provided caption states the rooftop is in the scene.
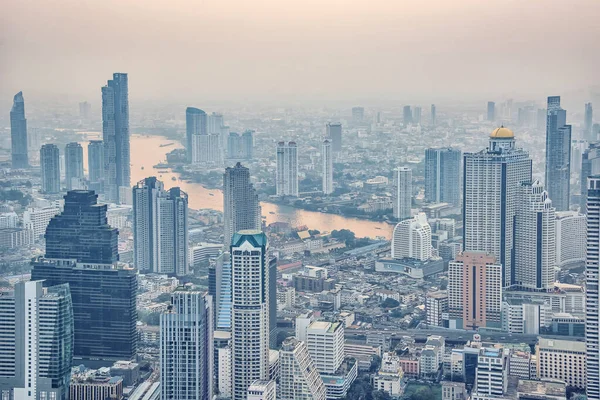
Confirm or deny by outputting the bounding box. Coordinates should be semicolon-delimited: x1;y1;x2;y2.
517;379;566;397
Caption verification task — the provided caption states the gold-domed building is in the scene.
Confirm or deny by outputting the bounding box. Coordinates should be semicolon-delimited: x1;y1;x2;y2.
490;126;514;139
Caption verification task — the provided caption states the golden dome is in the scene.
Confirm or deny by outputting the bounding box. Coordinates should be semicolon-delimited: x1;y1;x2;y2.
490;126;514;139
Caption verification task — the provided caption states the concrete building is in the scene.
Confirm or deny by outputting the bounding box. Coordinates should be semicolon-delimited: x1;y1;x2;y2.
424;147;461;207
471;347;508;400
10;91;28;169
537;337;586;389
40;144;61;194
278;337;326;400
545;96;571;211
392;167;412;220
555;211;586;268
186;107;207;163
326;122;342;153
322;139;333;195
223;163;261;249
0;227;34;249
307;321;345;375
581;142;600;212
276;141;299;197
391;212;432;261
373;352;404;397
426;290;448;327
69;367;123;400
87;140;104;193
247;380;276;400
442;381;466;400
587;175;600;399
65;142;84;191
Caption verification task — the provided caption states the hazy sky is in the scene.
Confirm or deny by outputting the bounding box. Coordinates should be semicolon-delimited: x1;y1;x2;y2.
2;0;600;105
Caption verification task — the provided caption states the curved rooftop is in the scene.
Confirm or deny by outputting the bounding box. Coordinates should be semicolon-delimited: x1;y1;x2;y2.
490;126;514;139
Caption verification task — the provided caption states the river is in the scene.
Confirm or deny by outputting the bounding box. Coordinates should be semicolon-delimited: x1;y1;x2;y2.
80;133;392;239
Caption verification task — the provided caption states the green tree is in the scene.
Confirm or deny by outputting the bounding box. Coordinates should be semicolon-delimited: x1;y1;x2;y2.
410;387;435;400
381;298;400;308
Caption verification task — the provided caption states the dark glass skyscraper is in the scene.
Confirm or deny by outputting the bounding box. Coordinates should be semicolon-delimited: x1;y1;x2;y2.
326;122;342;153
545;96;571;211
242;130;254;160
102;73;130;203
487;101;495;121
40;144;61;194
65;142;84;190
186;107;207;163
430;104;436;126
223;163;261;248
586;103;594;142
403;105;412;125
10;91;28;169
424;147;461;207
88;140;104;193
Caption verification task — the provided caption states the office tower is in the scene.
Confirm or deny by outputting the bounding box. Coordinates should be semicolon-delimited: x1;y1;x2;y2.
471;347;508;399
209;112;224;133
463;127;532;287
242;130;254;160
209;253;233;331
133;177;189;276
0;281;73;400
586;103;594;141
40;144;61;194
413;106;422;125
228;132;242;159
65;142;84;190
424;147;461;207
322;140;333;195
403;105;412;125
392;166;412;220
160;287;213;400
391;212;432;261
351;106;364;122
31;191;137;365
102;72;130;203
514;180;556;290
231;231;270;400
586;175;600;399
247;380;276;400
306;320;345;374
193;133;221;164
223;163;261;248
88;140;104;192
79;101;91;119
430;104;436;126
186;107;208;163
555;211;586;268
276;141;298;197
545;96;571;211
487;101;495;121
448;252;502;330
10;91;28;169
582;142;600;211
278;337;327;400
326;122;342;153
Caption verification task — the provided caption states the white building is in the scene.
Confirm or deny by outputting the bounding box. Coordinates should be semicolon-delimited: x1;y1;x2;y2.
193;133;222;165
231;231;270;400
278;337;326;400
471;347;508;400
0;212;18;229
295;312;315;343
22;206;61;238
587;175;600;399
555;211;586;267
392;166;412;220
189;243;223;268
307;320;345;374
426;290;448;327
373;352;404;396
501;298;550;334
247;380;276;400
218;347;232;397
537;337;586;389
322;140;333;195
391;212;432;261
276;141;299;197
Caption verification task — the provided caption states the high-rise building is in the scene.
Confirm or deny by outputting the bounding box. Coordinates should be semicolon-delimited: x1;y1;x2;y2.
79;101;91;119
10;91;28;169
208;112;224;134
186;107;208;163
586;103;594;142
581;142;600;212
487;101;496;121
392;167;412;220
352;107;364;123
223;163;261;249
471;347;508;399
463;127;532;287
0;281;74;400
31;191;137;365
242;130;254;160
322;140;333;195
555;211;586;268
537;337;586;390
40;144;61;194
424;147;461;207
278;337;326;400
430;104;436;126
403;105;412;125
102;73;130;203
586;175;600;399
426;290;448;327
23;206;62;239
247;380;276;400
448;252;502;330
133;177;189;276
88;140;104;192
413;106;422;125
326;123;342;153
306;320;345;375
209;252;233;331
276;142;298;197
514;180;556;290
391;212;432;261
160;287;213;400
231;231;270;400
65;142;84;190
545;96;571;211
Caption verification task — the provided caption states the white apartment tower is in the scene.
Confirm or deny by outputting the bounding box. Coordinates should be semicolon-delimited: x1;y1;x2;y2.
160;288;213;400
471;347;508;400
278;337;326;400
463;127;532;287
231;231;270;400
276;141;298;197
306;321;345;374
393;167;412;220
586;175;600;399
391;212;432;261
322;140;333;195
555;211;586;268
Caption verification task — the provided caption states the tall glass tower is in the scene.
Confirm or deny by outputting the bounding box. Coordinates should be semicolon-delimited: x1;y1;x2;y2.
586;175;600;399
424;147;461;207
40;144;61;194
545;96;571;211
186;107;207;163
65;142;84;190
10;91;28;169
88;140;104;193
223;163;261;248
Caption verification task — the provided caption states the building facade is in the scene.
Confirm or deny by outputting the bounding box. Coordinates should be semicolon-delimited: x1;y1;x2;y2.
392;167;412;220
391;212;432;261
223;163;261;249
326;123;342;153
10;91;28;169
545;96;571;211
65;142;84;190
276;141;299;197
322;140;333;195
424;147;461;207
306;321;345;375
537;337;586;389
186;107;207;163
40;144;61;194
278;337;326;400
88;140;104;193
555;211;586;268
587;175;600;399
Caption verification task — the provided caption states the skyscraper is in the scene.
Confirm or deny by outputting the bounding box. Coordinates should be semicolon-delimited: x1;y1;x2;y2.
40;144;61;194
208;112;224;134
430;104;436;126
102;73;130;203
413;106;422;125
223;163;261;248
391;212;432;261
392;167;412;220
351;107;364;122
514;180;556;290
88;140;104;192
403;105;412;125
306;320;345;374
160;287;213;400
31;190;137;365
65;142;84;190
586;103;594;142
326;123;342;153
278;337;326;400
231;230;270;400
487;101;495;121
322;139;333;195
209;252;233;331
586;175;600;399
133;177;189;276
276;141;298;197
463;127;532;287
242;130;254;160
186;107;208;163
581;142;600;212
0;281;74;400
545;96;571;211
10;91;28;169
424;147;461;207
79;101;91;119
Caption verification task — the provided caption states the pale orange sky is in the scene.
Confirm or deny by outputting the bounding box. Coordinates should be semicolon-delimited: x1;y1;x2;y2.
1;0;599;105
